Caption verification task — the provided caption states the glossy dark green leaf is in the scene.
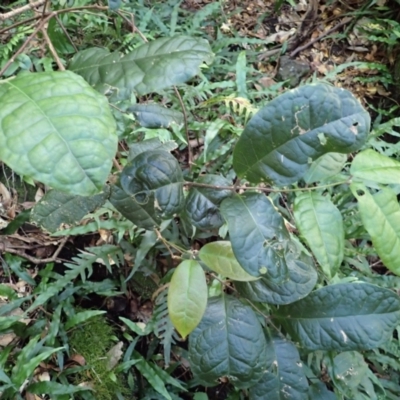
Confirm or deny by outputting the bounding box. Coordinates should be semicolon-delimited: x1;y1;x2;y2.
121;150;184;218
0;71;117;195
31;187;109;233
109;184;160;230
189;295;268;388
168;260;207;339
294;191;344;278
350;183;400;275
308;382;336;400
199;241;259;281
235;254;317;304
128;138;177;162
304;152;347;184
249;332;308;400
129;104;183;128
69;36;213;96
185;175;232;230
220;192;290;277
274;283;400;351
233;84;370;186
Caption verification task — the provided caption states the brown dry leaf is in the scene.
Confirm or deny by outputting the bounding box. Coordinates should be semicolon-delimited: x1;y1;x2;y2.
70;354;86;366
106;341;124;370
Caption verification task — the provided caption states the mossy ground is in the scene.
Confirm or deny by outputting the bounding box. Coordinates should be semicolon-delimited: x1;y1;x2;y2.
68;314;129;400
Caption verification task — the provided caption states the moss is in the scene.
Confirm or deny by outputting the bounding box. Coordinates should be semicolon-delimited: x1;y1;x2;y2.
68;314;129;400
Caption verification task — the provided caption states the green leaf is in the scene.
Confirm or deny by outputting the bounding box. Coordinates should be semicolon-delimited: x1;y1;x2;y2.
328;351;368;392
273;282;400;351
109;184;160;230
249;332;308;400
185;175;233;230
294;191;344;278
350;183;400;275
220;192;290;277
121;150;184;217
168;260;207;339
108;0;121;10
235;254;317;304
0;71;117;195
65;310;106;330
128;138;178;162
233;84;370;186
308;382;336;400
69;36;213;96
129;104;183;128
27;381;92;395
133;351;172;400
188;294;268;389
199;241;259;281
351;149;400;184
303;152;347;184
31;187;109;233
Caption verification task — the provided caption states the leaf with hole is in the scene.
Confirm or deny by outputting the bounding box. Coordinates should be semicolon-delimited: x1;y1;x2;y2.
0;71;117;195
249;332;308;400
233;84;370;186
109;184;160;230
220;192;290;277
189;294;268;388
351;149;400;184
31;187;109;233
199;241;259;281
69;36;213;96
168;260;207;339
120;150;184;218
128;104;183;128
350;183;400;275
235;253;317;304
273;282;400;351
294;191;344;278
185;175;233;230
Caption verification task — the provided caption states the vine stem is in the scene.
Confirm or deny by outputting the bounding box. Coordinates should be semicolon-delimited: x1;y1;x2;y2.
184;178;351;193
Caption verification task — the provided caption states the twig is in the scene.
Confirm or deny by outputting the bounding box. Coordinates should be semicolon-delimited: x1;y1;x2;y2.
54;14;78;52
174;86;192;167
1;235;69;265
0;15;41;35
290;17;352;58
0;0;46;20
184;178;351;193
116;10;148;43
0;15;52;77
41;26;65;70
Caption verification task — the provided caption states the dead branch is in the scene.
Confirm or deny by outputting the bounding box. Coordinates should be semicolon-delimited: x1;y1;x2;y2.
0;0;46;21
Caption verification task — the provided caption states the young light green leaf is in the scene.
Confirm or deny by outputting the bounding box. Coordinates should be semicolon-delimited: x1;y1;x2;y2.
69;36;213;96
168;260;207;339
220;192;290;277
189;295;268;389
249;332;309;400
274;283;400;351
0;71;117;196
294;191;344;278
121;150;184;218
233;84;370;186
304;152;347;184
351;149;400;184
350;183;400;275
65;310;106;330
199;241;259;281
185;175;233;230
235;254;317;305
